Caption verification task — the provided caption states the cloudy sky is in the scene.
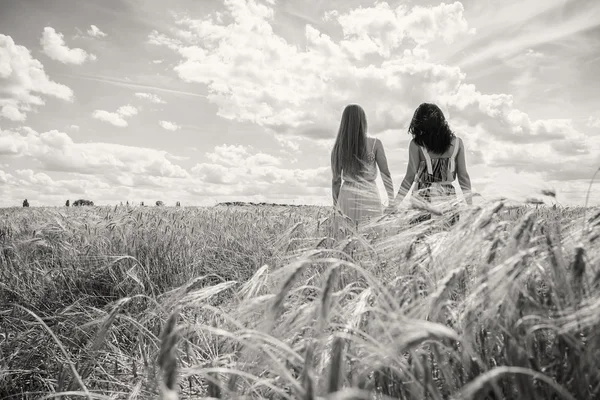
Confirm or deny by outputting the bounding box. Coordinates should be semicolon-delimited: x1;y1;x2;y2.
1;0;599;207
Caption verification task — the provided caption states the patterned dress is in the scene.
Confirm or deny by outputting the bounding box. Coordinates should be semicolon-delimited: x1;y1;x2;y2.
412;137;461;224
337;137;383;227
413;137;460;202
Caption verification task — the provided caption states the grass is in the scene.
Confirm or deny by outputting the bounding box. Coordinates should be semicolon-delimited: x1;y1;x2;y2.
0;199;599;399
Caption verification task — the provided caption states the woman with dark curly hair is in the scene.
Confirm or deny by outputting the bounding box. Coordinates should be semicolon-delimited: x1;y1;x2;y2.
389;103;472;215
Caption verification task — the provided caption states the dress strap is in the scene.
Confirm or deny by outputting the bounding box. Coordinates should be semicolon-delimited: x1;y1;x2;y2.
421;146;433;174
449;137;460;174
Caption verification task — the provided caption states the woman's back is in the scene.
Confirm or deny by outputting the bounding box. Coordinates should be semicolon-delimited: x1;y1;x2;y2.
332;104;394;230
342;136;378;182
392;102;472;212
416;137;460;186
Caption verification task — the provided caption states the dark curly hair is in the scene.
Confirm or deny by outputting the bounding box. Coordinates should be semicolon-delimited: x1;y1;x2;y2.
408;103;455;154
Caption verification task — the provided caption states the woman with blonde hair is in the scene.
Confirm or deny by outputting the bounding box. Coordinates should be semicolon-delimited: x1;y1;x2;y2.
389;103;472;222
331;104;394;229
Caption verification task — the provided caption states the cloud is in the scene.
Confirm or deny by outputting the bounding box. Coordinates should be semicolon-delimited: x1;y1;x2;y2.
145;1;482;142
453;0;600;69
1;104;26;121
135;92;166;103
69;124;79;131
116;105;138;117
0;129;333;207
143;0;600;206
154;0;580;151
92;110;127;127
334;1;474;58
159;120;181;131
92;104;138;127
486;133;600;183
588;116;600;128
0;34;73;121
440;84;586;145
0;127;189;179
41;27;97;64
205;144;281;167
0;167;118;205
87;25;107;38
190;144;329;196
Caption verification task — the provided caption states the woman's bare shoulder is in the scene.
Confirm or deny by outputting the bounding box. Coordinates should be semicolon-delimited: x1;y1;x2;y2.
367;136;380;148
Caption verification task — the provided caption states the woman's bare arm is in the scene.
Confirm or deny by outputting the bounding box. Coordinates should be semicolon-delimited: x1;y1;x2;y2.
393;140;420;205
374;138;394;204
332;163;342;207
455;138;472;205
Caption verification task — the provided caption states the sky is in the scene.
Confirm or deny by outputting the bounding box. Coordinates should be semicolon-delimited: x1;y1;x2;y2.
1;0;599;207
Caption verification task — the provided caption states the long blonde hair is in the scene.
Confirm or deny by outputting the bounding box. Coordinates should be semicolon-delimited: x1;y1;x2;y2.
331;104;368;177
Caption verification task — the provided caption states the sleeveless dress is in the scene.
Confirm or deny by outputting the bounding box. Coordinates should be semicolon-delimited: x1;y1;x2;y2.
411;137;461;225
337;138;382;227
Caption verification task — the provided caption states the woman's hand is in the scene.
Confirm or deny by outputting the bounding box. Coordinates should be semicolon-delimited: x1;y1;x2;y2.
384;201;398;214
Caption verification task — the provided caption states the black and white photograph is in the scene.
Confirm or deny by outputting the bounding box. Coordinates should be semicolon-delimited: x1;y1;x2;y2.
1;0;599;398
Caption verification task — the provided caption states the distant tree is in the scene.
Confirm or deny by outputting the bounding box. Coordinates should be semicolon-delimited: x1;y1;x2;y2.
65;200;70;207
73;199;94;206
22;199;29;208
176;201;181;207
126;201;129;206
141;201;144;206
156;201;164;206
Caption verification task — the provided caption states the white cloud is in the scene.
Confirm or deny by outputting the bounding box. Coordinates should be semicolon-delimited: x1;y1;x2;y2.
159;120;181;131
116;105;138;117
41;27;97;64
144;0;600;205
0;127;189;179
587;116;600;128
3;1;587;206
69;124;79;131
0;128;334;207
135;92;166;104
0;34;73;121
205;144;281;167
1;104;26;121
0;167;118;206
335;1;474;58
152;59;164;64
87;25;107;38
92;104;138;127
152;0;577;151
0;170;13;185
92;110;127;127
190;144;329;196
439;84;586;146
149;0;479;141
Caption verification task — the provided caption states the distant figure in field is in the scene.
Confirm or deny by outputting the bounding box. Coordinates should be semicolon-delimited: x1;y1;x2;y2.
389;103;472;221
156;201;164;206
176;201;181;207
331;104;394;228
22;199;29;208
65;200;70;207
141;201;144;206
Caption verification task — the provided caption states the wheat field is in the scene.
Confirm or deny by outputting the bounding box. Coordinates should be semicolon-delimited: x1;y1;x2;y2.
1;199;599;399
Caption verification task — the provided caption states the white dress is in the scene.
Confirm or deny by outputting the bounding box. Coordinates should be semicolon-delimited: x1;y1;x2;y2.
336;137;383;228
